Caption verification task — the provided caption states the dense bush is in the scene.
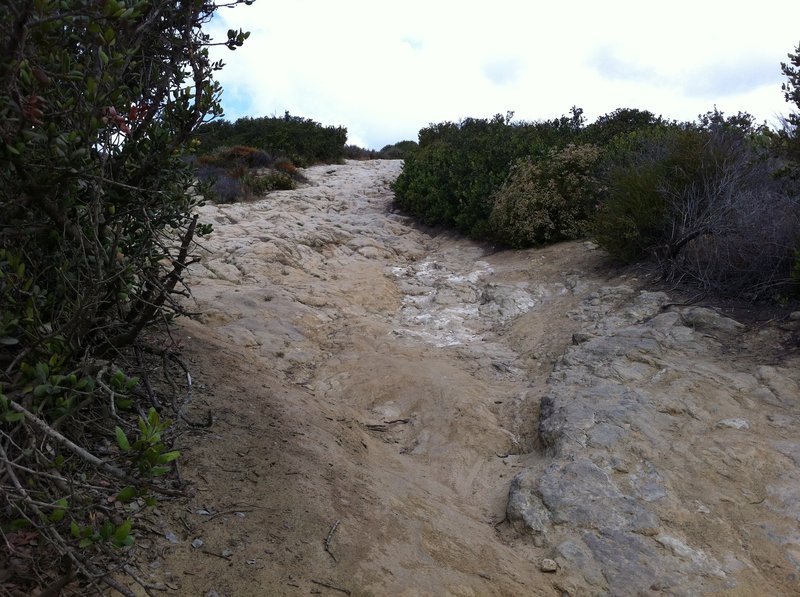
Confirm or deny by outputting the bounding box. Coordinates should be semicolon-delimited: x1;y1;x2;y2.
379;140;419;159
581;107;666;146
195;112;347;166
395;94;800;298
198;144;273;168
0;0;251;591
489;144;604;247
194;145;303;202
594;122;800;297
343;144;379;159
781;42;800;166
393;111;585;237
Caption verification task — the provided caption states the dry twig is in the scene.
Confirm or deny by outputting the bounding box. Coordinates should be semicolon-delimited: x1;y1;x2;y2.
311;579;351;595
324;519;340;563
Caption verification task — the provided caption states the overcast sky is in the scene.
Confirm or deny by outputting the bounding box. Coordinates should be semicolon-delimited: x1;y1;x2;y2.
207;0;800;149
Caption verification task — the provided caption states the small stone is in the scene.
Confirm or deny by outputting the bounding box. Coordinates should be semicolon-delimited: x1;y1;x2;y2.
191;538;204;549
681;307;743;334
715;418;750;430
164;531;179;544
789;311;800;321
695;501;711;514
540;558;558;573
572;332;592;345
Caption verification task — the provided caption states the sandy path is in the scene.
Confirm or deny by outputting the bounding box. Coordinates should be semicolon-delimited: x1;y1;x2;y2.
129;160;800;596
134;160;618;596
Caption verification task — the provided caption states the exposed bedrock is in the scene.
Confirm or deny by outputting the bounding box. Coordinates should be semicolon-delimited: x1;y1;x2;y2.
508;292;800;595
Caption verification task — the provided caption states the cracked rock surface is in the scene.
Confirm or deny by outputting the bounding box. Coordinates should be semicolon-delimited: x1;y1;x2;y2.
137;160;799;596
508;290;800;595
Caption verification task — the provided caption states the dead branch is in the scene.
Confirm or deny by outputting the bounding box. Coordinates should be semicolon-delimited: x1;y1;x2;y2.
324;519;340;563
8;399;129;480
310;579;351;595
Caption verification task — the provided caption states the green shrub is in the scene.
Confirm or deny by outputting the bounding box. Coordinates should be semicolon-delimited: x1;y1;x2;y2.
393;110;586;238
594;123;800;297
245;171;295;194
195;112;347;166
379;140;418;159
593;163;669;262
343;144;379;159
197;145;273;169
489;144;604;247
594;125;704;261
0;0;251;590
581;108;665;146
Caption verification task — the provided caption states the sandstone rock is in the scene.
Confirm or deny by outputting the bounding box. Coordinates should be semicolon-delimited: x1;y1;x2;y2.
507;283;800;594
540;558;558;573
715;418;751;430
571;331;592;345
506;469;550;543
680;306;744;334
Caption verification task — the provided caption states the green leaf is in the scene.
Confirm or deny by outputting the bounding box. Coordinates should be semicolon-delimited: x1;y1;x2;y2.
50;498;68;522
9;519;29;531
103;0;120;16
70;521;80;538
114;426;131;452
150;466;170;476
113;519;132;543
100;520;114;540
115;534;134;548
3;411;24;423
157;450;180;464
33;384;52;398
116;486;137;503
76;377;95;391
78;537;94;548
34;362;49;382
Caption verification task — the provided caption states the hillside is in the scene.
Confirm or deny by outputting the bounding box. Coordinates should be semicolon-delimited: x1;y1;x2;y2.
130;160;800;595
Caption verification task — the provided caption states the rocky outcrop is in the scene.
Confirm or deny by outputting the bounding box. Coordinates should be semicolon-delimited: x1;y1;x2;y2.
176;160;799;595
508;290;800;595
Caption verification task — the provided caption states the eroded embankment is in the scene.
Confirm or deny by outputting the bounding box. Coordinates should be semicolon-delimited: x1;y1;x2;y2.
133;160;800;596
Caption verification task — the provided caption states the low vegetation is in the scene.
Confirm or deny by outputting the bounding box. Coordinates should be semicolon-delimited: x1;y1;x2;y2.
0;0;252;593
194;145;306;203
195;112;347;167
393;50;800;299
191;113;358;202
344;140;419;160
192;118;418;203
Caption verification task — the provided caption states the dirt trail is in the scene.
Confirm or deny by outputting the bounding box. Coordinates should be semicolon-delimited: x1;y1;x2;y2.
131;160;800;596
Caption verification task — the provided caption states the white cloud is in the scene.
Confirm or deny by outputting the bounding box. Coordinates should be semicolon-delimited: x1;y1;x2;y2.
207;0;800;148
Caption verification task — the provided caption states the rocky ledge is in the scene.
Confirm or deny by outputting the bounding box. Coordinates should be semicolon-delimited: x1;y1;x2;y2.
508;288;800;595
